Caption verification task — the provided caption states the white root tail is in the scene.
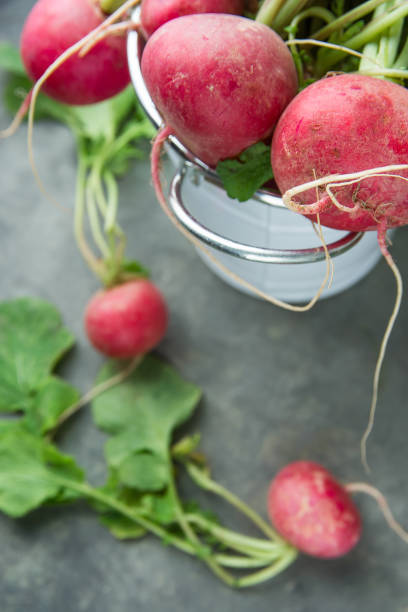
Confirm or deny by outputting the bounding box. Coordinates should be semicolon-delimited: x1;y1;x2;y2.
346;481;408;545
282;164;408;215
360;221;403;473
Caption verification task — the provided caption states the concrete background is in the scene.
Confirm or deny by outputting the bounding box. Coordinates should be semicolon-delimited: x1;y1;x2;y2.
1;1;408;610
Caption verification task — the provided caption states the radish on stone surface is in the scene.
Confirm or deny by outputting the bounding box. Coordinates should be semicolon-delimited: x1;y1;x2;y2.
267;460;408;558
84;278;168;358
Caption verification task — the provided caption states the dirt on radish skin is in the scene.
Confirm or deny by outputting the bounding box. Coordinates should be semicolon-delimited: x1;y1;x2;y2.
141;13;298;167
267;461;362;559
20;0;130;105
271;74;408;232
84;279;168;358
140;0;245;38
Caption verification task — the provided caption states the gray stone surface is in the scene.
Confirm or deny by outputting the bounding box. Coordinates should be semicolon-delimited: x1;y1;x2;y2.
1;2;408;611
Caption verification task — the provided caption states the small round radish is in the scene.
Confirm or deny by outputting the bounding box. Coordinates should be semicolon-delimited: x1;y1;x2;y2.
267;461;362;559
20;0;130;105
140;0;245;38
271;74;408;232
142;13;298;167
84;279;168;358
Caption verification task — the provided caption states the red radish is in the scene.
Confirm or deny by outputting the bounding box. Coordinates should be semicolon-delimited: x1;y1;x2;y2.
267;461;362;559
142;13;298;167
84;279;168;358
140;0;245;38
271;74;408;233
20;0;130;105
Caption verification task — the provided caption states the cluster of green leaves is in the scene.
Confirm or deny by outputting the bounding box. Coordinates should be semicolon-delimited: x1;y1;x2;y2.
0;297;296;587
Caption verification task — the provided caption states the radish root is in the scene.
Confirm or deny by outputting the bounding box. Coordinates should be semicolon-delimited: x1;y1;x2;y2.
0;89;32;139
346;481;408;545
151;127;333;312
78;20;139;57
360;220;403;473
282;164;408;217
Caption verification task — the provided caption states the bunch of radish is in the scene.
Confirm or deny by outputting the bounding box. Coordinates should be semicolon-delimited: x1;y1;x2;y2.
4;0;408;587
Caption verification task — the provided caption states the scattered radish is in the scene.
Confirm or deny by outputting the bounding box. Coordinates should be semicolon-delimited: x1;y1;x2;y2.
139;0;245;38
267;461;362;559
84;279;168;358
20;0;131;105
142;13;298;167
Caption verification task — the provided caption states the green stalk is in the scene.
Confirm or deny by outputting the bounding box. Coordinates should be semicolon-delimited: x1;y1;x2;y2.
73;150;105;281
58;479;197;556
234;548;298;588
377;15;403;67
255;0;287;25
166;457;238;587
287;7;335;85
271;0;311;33
214;554;278;569
185;462;285;544
103;122;155;161
86;176;111;260
185;513;287;558
102;170;122;236
312;0;387;39
359;0;407;80
99;0;137;14
317;3;408;75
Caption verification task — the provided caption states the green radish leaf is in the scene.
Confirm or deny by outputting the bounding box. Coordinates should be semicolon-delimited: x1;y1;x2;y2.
0;429;84;517
99;512;147;540
117;259;150;281
117;451;169;491
68;86;139;142
141;487;178;526
0;298;74;413
216;142;273;202
92;355;201;492
26;376;80;435
0;42;26;75
2;71;80;128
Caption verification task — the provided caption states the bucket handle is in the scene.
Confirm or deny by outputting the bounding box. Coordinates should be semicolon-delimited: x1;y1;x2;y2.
165;164;363;265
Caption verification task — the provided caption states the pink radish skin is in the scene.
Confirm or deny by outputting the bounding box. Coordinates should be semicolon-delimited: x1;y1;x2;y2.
140;0;245;38
84;279;168;358
271;74;408;232
141;14;298;167
267;461;362;559
20;0;130;105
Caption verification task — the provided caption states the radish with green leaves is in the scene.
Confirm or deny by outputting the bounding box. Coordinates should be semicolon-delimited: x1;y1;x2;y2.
267;461;362;559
